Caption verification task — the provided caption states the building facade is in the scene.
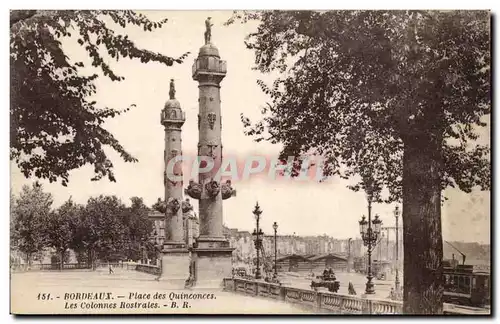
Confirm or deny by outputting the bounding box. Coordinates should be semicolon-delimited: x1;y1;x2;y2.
148;206;199;248
221;226;370;269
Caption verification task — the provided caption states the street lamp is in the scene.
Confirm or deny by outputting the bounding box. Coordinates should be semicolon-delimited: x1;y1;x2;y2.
252;202;264;280
394;205;402;299
359;213;383;294
272;222;278;279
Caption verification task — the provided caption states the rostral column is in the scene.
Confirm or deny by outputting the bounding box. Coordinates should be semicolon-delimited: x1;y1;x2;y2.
158;79;190;284
185;17;236;288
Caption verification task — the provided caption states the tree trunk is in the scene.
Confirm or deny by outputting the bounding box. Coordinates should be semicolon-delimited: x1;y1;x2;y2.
402;134;444;314
87;248;93;269
60;250;65;271
91;249;97;271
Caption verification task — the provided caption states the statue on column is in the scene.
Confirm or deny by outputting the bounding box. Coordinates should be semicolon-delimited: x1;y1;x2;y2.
204;17;213;45
169;79;175;99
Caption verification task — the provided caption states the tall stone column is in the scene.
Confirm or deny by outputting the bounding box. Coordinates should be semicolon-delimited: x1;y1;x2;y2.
158;79;189;285
185;18;235;288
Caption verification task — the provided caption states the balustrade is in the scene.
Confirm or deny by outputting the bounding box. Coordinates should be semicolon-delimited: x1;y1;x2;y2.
135;264;161;276
223;277;487;315
257;282;269;297
11;263;93;271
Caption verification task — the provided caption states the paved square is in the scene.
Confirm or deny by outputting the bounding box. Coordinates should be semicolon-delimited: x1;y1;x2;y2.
10;268;310;314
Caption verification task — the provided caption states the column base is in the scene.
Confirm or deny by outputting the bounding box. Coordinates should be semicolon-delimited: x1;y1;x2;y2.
195;236;231;249
162;241;187;251
157;246;190;288
190;238;234;289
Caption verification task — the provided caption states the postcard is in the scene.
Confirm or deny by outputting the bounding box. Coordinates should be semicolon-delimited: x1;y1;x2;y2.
10;9;491;315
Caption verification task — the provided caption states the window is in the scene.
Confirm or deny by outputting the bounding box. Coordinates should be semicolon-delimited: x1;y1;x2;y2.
464;277;470;293
472;277;477;289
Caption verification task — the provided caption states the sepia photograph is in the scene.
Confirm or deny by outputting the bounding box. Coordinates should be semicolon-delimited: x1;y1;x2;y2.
8;9;491;316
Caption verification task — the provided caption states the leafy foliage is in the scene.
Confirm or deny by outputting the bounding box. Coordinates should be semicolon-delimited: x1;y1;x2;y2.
45;198;79;267
121;197;153;260
74;195;129;263
11;190;155;266
227;10;490;314
228;10;490;202
70;195;155;264
11;183;53;265
10;10;189;185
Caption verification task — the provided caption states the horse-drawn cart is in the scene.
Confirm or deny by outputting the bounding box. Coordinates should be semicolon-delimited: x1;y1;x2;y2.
310;272;340;293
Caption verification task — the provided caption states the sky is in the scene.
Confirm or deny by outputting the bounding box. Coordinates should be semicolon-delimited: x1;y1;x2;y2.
9;10;491;244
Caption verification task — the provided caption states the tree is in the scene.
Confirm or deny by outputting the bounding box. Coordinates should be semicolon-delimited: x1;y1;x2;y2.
45;198;79;270
72;195;128;268
10;10;189;185
228;10;490;313
144;240;162;265
122;197;153;261
10;192;20;251
11;183;53;266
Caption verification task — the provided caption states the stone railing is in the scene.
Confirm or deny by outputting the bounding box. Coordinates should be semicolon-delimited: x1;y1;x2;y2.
10;263;92;272
223;277;490;315
223;277;402;314
11;261;145;273
135;264;161;276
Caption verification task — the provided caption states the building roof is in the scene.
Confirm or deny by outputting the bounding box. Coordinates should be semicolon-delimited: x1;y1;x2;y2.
276;254;310;262
308;253;348;262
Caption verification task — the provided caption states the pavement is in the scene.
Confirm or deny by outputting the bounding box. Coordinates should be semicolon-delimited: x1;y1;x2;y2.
11;268;488;315
10;268;310;315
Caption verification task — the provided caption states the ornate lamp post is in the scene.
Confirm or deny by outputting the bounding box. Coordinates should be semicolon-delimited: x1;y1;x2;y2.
394;205;402;299
272;222;278;279
359;213;382;294
252;202;264;279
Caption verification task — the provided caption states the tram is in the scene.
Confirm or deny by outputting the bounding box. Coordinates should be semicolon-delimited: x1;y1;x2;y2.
443;263;490;307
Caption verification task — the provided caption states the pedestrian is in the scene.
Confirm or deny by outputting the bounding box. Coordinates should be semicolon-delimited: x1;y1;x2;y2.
109;264;114;274
348;281;357;295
